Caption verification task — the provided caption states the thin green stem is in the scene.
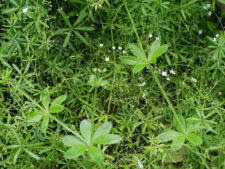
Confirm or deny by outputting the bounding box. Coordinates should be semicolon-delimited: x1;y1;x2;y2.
123;0;183;131
91;87;98;136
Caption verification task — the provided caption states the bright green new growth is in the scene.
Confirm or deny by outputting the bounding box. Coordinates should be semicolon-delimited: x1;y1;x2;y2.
120;40;169;73
62;120;121;163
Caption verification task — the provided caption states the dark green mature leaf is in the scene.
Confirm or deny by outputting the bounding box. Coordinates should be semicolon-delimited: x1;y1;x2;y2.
171;136;185;151
157;130;181;142
74;8;88;26
132;64;146;74
80;120;92;144
64;145;87;159
75;26;95;31
74;31;89;46
62;135;86;146
24;149;40;160
187;133;202;146
129;44;146;58
119;56;138;65
93;134;122;145
27;110;44;123
93;122;112;141
88;146;103;163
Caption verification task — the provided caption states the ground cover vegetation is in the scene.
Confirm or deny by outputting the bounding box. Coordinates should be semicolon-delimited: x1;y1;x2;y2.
0;0;225;168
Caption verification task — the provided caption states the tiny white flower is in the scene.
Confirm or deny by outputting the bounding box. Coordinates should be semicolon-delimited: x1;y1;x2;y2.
118;46;122;50
207;4;211;8
203;6;207;10
216;34;219;38
70;55;75;59
166;77;170;81
105;57;110;62
98;68;101;72
99;43;104;47
123;50;126;54
218;92;222;96
208;11;212;16
198;30;203;35
112;46;116;50
22;7;28;13
142;93;146;98
137;160;144;169
162;71;167;76
149;34;153;38
155;37;159;40
146;66;149;69
103;68;107;72
142;82;146;86
191;77;197;83
169;69;176;75
213;37;217;42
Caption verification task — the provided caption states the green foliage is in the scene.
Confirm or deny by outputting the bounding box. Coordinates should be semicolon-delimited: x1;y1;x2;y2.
62;120;121;163
0;0;225;168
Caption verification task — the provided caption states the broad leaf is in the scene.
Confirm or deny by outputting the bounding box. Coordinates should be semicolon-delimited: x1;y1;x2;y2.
157;130;181;143
171;135;185;151
80;120;92;144
129;44;146;58
64;145;87;159
173;114;186;132
187;133;202;146
119;56;138;65
27;110;44;123
149;44;169;63
148;40;160;59
93;134;121;145
88;146;103;163
62;135;86;146
49;95;67;113
132;64;146;74
92;122;112;141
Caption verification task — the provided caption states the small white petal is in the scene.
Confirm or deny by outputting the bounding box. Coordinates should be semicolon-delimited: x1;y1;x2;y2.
162;71;167;76
191;77;197;83
149;34;153;38
216;34;219;38
118;46;122;50
22;7;28;13
208;11;212;16
166;77;170;81
100;43;104;47
213;38;217;42
198;30;203;35
105;57;110;61
112;46;116;50
138;160;144;169
207;4;211;8
155;37;159;40
142;94;146;98
122;50;126;54
169;69;176;75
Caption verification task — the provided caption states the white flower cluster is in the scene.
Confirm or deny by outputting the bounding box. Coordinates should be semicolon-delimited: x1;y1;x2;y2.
203;3;212;16
160;69;176;81
213;34;219;42
100;44;127;55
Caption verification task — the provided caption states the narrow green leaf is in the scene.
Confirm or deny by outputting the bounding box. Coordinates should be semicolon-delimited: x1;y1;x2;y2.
73;8;88;26
80;120;92;144
24;149;40;160
187;133;202;146
93;134;122;145
157;130;181;143
64;145;87;159
63;31;71;48
62;135;86;146
75;26;95;31
74;31;89;46
27;110;44;123
58;10;72;27
88;146;103;163
2;8;18;14
171;136;185;151
41;116;49;133
92;122;112;141
119;56;138;65
129;44;146;58
13;148;21;164
53;28;70;35
41;89;50;110
132;64;146;74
